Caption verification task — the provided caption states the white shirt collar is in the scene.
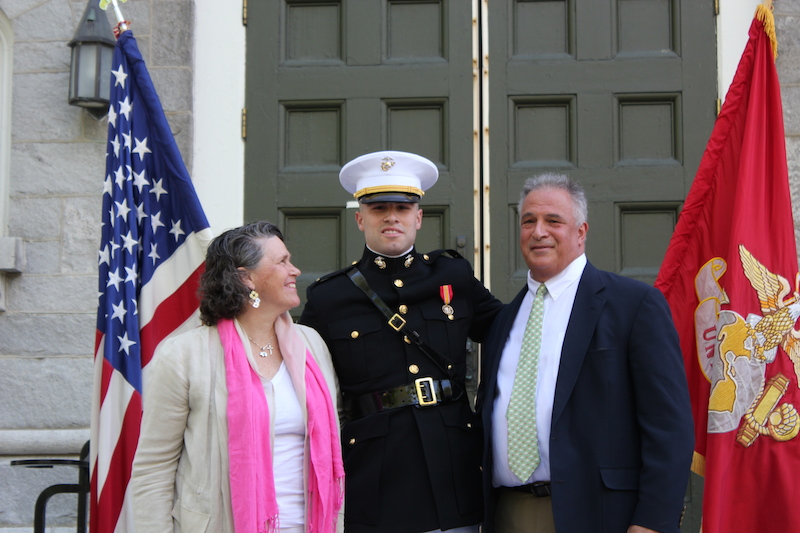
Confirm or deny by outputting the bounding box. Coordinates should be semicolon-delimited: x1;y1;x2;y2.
526;253;587;301
366;244;414;258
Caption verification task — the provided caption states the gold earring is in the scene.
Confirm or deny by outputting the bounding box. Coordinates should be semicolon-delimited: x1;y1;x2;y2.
249;289;261;309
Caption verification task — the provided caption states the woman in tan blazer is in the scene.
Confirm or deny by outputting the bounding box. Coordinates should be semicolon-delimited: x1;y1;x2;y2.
132;221;343;533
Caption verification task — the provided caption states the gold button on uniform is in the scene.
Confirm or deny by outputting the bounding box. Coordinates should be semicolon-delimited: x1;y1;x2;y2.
394;279;404;288
349;438;356;445
403;335;411;344
467;423;472;429
409;364;420;374
351;331;359;339
423;254;430;260
399;304;408;314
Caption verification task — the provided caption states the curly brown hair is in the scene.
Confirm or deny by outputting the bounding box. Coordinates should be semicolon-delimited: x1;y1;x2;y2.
198;221;284;325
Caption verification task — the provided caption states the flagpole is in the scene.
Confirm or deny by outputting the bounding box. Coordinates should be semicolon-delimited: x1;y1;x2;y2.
109;0;128;33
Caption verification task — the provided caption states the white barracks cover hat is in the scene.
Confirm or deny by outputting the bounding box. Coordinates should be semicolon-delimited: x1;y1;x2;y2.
339;150;438;203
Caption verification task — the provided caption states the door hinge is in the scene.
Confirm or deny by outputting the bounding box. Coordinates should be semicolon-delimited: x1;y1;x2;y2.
242;108;247;140
243;0;248;26
716;98;721;116
714;0;719;16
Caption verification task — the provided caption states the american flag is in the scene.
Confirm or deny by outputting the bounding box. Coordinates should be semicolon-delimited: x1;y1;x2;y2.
90;30;212;532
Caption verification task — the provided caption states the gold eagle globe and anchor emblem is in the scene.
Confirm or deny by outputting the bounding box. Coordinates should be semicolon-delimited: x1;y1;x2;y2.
712;245;800;446
380;157;395;171
738;245;800;364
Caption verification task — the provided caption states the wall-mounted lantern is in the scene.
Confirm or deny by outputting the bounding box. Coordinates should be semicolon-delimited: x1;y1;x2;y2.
68;0;115;119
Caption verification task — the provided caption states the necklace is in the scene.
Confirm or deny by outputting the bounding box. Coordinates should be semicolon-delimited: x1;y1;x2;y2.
247;336;274;357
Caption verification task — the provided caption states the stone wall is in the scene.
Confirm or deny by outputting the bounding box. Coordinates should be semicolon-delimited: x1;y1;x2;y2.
778;0;800;247
0;0;193;529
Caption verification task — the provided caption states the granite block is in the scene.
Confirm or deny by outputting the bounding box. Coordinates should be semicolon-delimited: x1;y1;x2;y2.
8;197;62;241
12;41;71;73
16;240;61;275
12;72;82;142
0;312;94;355
10;142;106;196
151;0;193;67
12;0;74;42
6;272;96;312
0;356;92;428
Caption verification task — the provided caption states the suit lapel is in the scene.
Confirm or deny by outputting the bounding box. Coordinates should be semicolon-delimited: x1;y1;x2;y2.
479;286;526;420
551;263;606;425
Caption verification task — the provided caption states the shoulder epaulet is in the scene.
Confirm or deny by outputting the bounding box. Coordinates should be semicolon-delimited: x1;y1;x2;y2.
421;249;463;263
310;263;357;285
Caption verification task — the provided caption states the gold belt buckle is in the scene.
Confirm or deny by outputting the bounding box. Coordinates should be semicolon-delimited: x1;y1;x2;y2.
388;313;406;331
414;377;438;406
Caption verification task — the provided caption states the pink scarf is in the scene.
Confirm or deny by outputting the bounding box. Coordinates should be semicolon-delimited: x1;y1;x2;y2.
219;315;344;533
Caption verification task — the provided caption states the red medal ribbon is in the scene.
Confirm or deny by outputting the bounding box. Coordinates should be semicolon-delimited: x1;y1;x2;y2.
439;285;453;305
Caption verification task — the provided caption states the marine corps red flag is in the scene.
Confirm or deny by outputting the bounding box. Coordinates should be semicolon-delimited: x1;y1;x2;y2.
655;3;800;532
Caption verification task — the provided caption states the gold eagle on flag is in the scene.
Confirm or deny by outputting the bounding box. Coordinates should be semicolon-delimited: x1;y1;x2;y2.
738;244;800;381
708;245;800;445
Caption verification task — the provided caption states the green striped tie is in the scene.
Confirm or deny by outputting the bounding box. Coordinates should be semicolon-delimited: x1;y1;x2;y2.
507;283;547;482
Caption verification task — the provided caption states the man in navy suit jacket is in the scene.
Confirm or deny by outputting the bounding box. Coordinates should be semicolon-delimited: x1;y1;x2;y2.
477;174;693;533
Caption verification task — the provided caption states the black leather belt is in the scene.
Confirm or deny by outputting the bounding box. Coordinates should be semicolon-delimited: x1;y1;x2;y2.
509;481;551;497
345;378;453;420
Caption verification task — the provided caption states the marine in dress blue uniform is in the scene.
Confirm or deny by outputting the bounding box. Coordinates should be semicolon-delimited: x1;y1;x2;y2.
300;151;503;533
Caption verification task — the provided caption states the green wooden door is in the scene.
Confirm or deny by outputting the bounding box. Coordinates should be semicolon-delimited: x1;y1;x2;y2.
246;3;715;527
245;0;476;310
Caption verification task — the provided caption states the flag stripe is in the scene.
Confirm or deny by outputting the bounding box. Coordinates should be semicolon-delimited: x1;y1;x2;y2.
95;391;141;533
96;362;136;492
140;263;205;368
138;229;212;328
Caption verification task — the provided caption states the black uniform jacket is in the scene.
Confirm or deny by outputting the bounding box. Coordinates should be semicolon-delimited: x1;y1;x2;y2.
300;247;503;533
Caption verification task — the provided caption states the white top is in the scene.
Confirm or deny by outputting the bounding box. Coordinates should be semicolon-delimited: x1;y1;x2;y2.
492;254;586;487
263;362;306;529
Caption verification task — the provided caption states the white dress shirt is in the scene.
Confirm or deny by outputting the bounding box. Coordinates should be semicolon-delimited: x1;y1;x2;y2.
492;254;586;487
